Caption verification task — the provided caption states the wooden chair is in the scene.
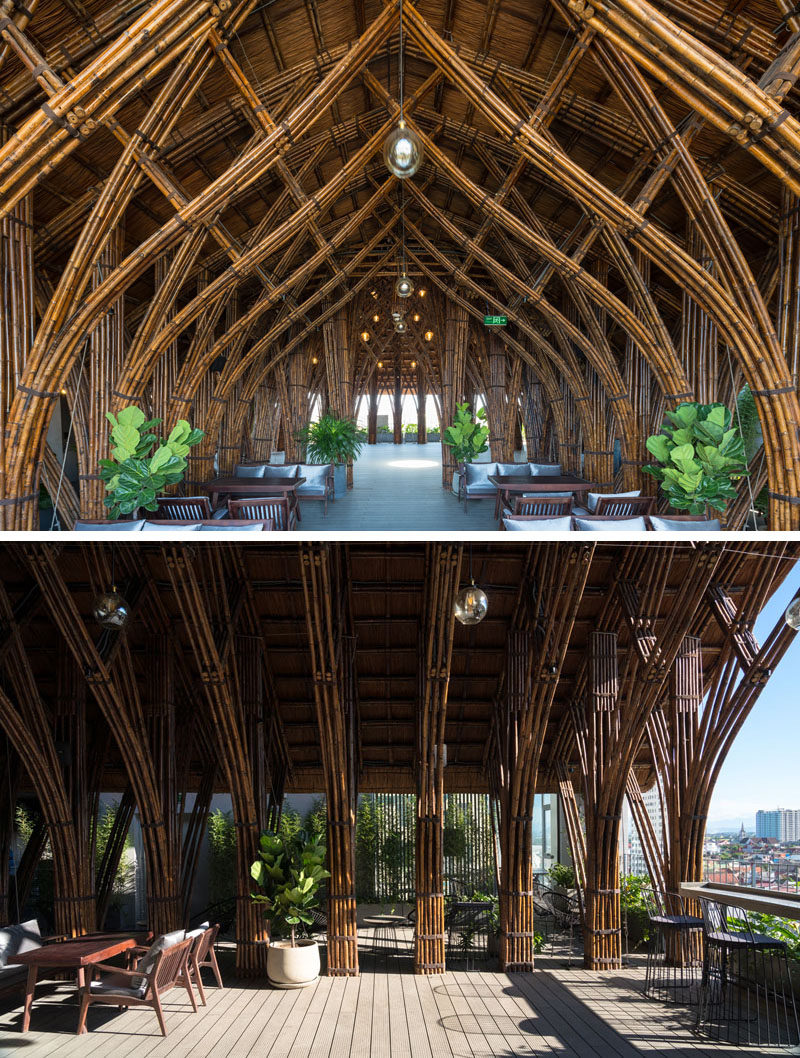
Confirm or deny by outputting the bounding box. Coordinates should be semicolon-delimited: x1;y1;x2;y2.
77;935;194;1037
228;497;297;530
181;924;222;1005
155;496;214;520
592;495;655;517
505;495;573;519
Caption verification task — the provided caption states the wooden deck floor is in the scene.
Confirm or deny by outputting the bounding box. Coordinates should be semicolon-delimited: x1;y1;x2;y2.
296;444;505;531
2;927;795;1058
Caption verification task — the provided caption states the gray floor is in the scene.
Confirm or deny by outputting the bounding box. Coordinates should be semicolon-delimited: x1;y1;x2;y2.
296;444;511;532
3;926;793;1057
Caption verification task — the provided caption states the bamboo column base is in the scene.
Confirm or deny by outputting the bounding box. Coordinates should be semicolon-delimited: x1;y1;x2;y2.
414;892;445;974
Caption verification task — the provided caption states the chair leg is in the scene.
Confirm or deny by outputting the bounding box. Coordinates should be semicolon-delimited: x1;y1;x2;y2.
207;948;224;989
184;974;198;1013
152;993;168;1037
192;957;207;1006
76;991;91;1035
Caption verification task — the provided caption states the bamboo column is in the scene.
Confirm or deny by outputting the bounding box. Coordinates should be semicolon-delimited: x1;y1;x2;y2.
778;185;800;388
0;132;33;516
392;358;403;445
299;544;359;976
417;365;427;443
415;545;462;974
440;305;468;487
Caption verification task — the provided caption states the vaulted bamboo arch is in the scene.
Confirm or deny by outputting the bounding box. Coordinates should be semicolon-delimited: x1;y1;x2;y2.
3;0;800;524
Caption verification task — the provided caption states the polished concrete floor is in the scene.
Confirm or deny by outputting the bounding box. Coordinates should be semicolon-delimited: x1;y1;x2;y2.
296;444;517;532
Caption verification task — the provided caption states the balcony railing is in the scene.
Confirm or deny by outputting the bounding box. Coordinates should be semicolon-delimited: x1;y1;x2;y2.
702;856;800;891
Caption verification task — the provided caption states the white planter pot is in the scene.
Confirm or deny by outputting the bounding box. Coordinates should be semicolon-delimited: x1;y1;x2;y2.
267;939;320;989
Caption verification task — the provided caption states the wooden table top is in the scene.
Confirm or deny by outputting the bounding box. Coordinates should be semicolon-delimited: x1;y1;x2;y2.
204;476;305;493
680;881;800;921
489;474;594;491
8;936;139;968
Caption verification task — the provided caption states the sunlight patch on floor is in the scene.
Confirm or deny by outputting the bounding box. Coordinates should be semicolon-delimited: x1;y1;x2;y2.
387;459;439;469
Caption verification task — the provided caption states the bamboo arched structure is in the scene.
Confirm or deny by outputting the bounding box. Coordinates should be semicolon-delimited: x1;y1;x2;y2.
4;2;800;525
0;540;797;978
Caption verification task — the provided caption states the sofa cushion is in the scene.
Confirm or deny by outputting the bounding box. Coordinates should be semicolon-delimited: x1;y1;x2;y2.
264;464;299;480
495;462;524;477
504;516;573;532
574;516;648;532
234;464;266;479
296;465;330;494
529;463;562;476
73;520;144;531
586;489;641;513
90;976;147;999
464;463;497;488
141;522;201;531
198;522;264;531
0;920;42;967
134;929;185;987
0;964;27;985
650;515;721;533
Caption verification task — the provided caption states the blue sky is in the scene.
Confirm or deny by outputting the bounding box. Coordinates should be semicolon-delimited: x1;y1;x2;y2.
708;553;800;831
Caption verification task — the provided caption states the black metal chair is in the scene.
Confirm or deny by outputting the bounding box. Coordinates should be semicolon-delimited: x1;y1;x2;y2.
695;897;800;1048
445;900;493;970
641;888;703;1004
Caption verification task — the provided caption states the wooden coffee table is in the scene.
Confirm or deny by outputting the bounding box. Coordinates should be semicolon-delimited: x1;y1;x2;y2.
489;474;596;519
204;476;305;515
9;935;142;1033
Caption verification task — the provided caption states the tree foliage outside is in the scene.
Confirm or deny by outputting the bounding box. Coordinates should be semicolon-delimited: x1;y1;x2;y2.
208;808;237;907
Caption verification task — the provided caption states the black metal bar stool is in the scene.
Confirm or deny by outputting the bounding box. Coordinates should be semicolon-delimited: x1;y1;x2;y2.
695;897;800;1048
642;888;703;1004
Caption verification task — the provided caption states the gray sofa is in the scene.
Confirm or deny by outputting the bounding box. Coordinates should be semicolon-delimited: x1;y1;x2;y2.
0;919;45;994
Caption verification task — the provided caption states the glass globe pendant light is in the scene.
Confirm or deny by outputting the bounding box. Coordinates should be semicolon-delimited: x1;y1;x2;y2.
785;596;800;629
395;272;414;298
454;545;488;625
394;317;408;334
92;545;130;631
383;0;423;180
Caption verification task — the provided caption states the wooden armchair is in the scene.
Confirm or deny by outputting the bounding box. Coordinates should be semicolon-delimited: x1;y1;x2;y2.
77;935;194;1036
228;497;297;530
155;496;215;520
593;494;655;517
502;495;573;521
180;924;222;1005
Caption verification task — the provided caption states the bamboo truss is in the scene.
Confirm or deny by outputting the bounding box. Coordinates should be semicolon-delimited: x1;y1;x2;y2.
1;0;800;524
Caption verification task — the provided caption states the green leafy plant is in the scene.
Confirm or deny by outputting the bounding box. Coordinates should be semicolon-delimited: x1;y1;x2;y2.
642;402;748;514
443;402;489;464
296;412;364;466
99;405;205;518
547;862;576;889
621;873;652;948
250;829;330;947
208;809;237;907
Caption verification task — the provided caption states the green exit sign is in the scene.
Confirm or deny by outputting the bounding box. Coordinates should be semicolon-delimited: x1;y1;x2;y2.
483;315;508;326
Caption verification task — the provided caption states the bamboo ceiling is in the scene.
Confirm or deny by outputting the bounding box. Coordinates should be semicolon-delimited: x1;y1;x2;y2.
2;541;795;796
3;0;800;525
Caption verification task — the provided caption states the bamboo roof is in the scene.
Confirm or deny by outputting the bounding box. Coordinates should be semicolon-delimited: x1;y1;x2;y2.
2;541;795;795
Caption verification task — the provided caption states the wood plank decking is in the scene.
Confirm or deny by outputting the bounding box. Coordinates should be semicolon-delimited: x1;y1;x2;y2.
296;444;504;531
2;926;794;1058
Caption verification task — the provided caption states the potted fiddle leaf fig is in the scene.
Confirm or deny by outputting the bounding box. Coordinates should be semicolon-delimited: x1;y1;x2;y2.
296;412;364;498
443;402;489;464
251;829;330;989
642;402;748;516
98;405;205;518
443;402;490;494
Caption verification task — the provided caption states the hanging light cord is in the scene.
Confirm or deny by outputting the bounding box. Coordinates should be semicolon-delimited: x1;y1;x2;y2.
399;0;405;124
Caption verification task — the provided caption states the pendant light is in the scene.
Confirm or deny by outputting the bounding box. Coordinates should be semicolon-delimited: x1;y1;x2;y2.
454;545;488;625
384;0;423;179
785;596;800;629
92;546;130;630
395;183;414;299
